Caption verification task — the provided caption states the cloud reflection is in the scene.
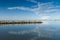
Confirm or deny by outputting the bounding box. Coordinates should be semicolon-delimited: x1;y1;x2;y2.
8;24;56;40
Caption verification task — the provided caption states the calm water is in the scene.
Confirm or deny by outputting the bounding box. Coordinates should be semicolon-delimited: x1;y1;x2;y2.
0;21;60;40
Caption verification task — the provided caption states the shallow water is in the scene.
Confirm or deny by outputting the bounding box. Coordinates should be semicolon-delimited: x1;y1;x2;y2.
0;21;60;40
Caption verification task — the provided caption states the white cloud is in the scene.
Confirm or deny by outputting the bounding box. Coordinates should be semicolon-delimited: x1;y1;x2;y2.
8;2;60;14
26;0;38;3
40;16;50;20
8;0;60;20
8;7;31;10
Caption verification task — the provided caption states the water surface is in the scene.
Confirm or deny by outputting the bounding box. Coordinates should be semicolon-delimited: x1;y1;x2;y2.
0;21;60;40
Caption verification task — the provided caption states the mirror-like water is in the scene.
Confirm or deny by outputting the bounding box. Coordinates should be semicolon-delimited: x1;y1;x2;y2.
0;21;60;40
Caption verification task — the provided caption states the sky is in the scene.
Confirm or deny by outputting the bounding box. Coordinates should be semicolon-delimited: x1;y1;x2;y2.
0;0;60;20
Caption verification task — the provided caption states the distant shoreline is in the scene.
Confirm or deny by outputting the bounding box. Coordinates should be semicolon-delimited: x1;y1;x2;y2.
0;20;42;24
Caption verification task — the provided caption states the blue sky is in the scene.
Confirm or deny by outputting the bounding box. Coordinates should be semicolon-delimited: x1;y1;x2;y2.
0;0;60;20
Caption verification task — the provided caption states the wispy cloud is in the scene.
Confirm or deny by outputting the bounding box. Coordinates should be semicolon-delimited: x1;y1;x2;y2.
8;7;32;11
26;0;38;3
8;0;60;19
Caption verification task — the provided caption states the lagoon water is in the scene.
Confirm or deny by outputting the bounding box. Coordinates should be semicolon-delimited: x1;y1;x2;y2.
0;21;60;40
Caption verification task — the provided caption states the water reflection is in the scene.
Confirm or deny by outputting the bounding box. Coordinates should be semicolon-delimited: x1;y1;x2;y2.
42;21;49;24
0;21;60;40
